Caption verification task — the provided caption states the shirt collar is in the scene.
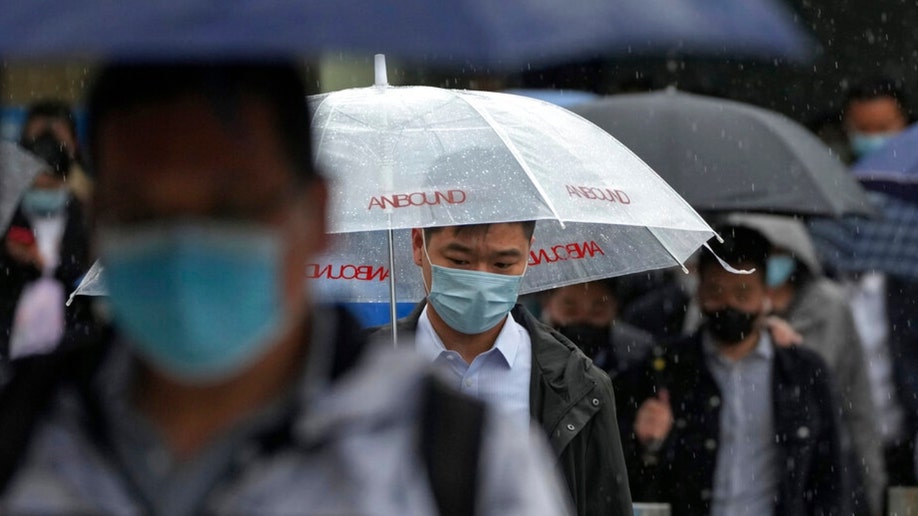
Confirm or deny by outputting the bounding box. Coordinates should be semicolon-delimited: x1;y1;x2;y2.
416;305;522;367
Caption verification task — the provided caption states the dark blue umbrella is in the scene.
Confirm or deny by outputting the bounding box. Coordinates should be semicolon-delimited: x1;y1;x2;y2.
852;123;918;203
0;0;816;68
809;192;918;280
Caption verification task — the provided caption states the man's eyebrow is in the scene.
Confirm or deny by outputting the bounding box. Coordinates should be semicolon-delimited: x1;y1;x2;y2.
492;248;524;259
442;242;474;254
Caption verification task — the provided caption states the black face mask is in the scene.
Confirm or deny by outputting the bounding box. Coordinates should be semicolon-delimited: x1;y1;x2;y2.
557;323;610;359
702;307;758;345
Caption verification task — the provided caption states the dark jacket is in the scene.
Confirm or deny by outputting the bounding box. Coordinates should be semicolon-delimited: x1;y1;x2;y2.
0;198;93;355
379;302;633;516
614;329;846;516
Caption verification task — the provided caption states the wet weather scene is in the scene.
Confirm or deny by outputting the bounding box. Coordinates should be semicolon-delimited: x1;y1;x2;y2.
0;0;917;514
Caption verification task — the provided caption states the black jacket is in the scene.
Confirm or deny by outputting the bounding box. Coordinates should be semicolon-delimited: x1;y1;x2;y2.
379;302;633;516
614;330;847;516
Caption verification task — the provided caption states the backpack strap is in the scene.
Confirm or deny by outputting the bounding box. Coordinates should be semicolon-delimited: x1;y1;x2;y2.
421;374;486;516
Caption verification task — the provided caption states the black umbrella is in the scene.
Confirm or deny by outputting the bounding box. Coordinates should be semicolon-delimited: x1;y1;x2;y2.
571;90;874;218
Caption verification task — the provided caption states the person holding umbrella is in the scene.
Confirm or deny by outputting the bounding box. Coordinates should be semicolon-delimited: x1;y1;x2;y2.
376;221;633;516
0;62;572;515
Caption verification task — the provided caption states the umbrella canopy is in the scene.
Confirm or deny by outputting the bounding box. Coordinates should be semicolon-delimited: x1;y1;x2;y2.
0;0;815;67
308;77;715;304
0;141;47;231
851;122;918;203
808;192;918;280
725;212;823;275
571;90;874;218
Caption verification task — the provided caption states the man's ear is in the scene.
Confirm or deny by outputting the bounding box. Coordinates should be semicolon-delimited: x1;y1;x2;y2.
411;228;425;267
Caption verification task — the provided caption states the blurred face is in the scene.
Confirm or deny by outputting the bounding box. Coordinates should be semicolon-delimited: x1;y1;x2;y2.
30;171;66;190
23;117;78;159
697;263;767;317
845;97;907;135
412;223;531;289
95;94;327;318
544;282;616;327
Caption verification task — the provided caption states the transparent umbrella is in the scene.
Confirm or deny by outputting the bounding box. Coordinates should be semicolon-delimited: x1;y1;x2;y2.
311;57;715;334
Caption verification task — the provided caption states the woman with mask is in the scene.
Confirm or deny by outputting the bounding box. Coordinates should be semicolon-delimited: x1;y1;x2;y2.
0;131;91;358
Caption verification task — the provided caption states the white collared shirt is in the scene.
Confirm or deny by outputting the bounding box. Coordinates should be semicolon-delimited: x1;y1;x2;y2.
416;306;532;428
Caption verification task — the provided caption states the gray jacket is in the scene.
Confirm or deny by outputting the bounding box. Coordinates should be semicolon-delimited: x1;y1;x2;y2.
786;277;886;515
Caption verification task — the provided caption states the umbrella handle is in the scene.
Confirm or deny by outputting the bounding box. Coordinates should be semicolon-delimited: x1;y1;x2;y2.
388;227;398;347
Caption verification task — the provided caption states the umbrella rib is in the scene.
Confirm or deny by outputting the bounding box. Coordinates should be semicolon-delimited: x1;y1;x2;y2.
452;91;566;226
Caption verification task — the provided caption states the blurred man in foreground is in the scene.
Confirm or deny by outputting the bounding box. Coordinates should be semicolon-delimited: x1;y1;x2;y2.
0;63;570;515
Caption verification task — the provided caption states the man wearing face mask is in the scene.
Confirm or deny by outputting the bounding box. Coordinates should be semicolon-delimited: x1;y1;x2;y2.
0;63;572;515
0;131;90;357
729;213;884;516
541;279;655;379
843;77;910;162
375;222;633;516
614;225;846;516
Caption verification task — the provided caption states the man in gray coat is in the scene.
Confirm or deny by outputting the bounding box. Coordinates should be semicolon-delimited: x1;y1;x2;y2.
379;222;633;516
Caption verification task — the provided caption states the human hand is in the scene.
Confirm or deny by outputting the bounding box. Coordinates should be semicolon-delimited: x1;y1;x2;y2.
634;389;673;447
5;226;44;269
766;315;803;348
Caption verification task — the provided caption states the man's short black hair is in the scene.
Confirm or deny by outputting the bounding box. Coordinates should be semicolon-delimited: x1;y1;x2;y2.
21;130;71;179
423;221;537;244
20;99;78;145
86;62;315;184
698;225;770;280
844;76;909;115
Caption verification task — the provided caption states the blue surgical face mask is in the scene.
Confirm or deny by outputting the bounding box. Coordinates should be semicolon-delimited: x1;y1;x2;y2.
422;235;525;334
849;131;894;158
99;222;287;384
21;187;68;217
766;255;797;287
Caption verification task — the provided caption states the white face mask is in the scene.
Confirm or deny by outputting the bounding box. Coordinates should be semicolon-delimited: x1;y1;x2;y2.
421;232;525;335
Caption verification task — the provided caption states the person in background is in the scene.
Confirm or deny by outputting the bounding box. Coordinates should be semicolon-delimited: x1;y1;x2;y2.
19;100;93;205
843;77;910;161
730;213;884;516
0;131;91;357
541;279;655;378
615;225;847;516
0;62;571;516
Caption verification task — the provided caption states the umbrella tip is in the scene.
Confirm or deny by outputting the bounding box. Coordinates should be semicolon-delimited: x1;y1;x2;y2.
374;54;388;88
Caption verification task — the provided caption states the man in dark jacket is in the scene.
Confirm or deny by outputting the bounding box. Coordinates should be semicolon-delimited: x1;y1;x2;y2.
615;225;846;516
378;223;633;516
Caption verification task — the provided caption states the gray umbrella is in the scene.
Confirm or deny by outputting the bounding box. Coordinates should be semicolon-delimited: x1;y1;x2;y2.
0;141;47;231
571;90;874;218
